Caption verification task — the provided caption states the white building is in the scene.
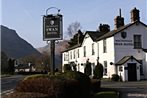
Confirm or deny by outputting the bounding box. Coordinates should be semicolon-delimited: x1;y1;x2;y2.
62;8;147;81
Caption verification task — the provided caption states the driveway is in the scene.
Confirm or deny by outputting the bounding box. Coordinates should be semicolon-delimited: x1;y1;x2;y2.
101;80;147;98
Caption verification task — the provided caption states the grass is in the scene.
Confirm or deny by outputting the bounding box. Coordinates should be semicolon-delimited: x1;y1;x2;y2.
1;74;13;78
93;91;119;98
23;74;50;80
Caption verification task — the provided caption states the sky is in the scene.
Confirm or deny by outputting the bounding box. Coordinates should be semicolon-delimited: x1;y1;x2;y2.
1;0;147;48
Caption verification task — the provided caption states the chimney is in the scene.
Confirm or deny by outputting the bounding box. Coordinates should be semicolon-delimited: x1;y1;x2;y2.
114;9;124;29
131;7;140;23
99;24;110;33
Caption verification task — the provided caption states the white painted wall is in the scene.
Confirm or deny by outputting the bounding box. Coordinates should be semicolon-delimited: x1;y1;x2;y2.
98;37;115;78
145;53;147;79
114;23;147;80
80;34;98;73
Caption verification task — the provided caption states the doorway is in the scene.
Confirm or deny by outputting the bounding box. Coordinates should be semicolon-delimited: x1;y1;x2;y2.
128;63;137;81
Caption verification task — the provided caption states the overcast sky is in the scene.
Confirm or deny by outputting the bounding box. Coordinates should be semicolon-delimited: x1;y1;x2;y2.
1;0;147;48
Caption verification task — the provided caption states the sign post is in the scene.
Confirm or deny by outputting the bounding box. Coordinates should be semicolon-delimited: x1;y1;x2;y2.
43;7;63;75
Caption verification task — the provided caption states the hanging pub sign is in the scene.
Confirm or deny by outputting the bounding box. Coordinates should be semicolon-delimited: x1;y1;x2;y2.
43;14;63;40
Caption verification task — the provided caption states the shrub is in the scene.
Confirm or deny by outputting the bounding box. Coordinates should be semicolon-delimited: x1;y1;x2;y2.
64;79;80;98
16;77;66;98
93;63;103;79
84;60;92;76
91;79;101;93
64;64;71;72
111;74;119;81
15;71;91;98
61;71;91;98
16;78;54;94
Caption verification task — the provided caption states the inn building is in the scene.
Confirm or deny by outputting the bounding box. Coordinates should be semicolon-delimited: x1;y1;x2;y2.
62;8;147;81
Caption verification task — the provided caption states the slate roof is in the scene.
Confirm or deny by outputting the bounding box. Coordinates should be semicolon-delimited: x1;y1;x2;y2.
115;56;141;65
63;44;81;52
63;31;104;52
63;21;147;52
85;31;104;42
96;21;147;41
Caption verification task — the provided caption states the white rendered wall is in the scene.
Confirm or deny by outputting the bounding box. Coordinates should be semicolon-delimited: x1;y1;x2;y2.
98;37;115;78
114;23;147;79
79;34;98;73
145;53;147;79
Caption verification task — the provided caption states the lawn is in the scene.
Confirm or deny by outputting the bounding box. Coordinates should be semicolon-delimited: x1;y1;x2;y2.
93;91;119;98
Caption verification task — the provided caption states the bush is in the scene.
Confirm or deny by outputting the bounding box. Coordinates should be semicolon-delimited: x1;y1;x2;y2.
91;79;101;93
15;71;91;98
64;79;80;98
64;64;71;72
61;71;91;98
84;61;92;76
16;78;55;94
16;77;66;98
111;74;119;81
93;63;103;79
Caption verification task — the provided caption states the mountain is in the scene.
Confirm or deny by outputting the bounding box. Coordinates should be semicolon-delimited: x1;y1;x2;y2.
1;25;41;59
37;40;69;67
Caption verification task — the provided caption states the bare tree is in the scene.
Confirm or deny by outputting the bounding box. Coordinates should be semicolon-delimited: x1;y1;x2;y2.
67;21;82;37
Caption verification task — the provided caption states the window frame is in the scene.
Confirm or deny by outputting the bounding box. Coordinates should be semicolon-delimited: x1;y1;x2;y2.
83;46;86;57
92;43;95;55
134;35;142;49
103;39;107;53
103;61;107;76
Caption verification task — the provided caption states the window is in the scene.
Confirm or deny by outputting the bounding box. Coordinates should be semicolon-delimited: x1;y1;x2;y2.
70;51;72;59
92;43;95;55
83;46;86;57
119;66;123;72
77;49;80;58
139;60;143;75
64;54;66;61
64;53;69;61
103;39;107;53
134;35;142;49
73;50;75;59
103;61;107;75
64;54;67;61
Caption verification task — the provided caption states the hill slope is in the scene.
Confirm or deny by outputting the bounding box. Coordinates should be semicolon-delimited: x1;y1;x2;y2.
37;40;69;67
1;25;41;59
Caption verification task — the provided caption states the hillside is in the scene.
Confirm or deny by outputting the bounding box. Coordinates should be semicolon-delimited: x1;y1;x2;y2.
37;40;69;67
1;25;41;59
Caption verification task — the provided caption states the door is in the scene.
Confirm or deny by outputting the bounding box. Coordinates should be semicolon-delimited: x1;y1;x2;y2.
128;63;137;81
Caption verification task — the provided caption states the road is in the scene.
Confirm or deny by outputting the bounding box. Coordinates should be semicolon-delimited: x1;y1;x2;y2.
101;80;147;98
1;75;26;96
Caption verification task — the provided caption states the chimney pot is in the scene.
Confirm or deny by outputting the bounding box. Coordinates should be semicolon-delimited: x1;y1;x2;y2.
114;9;124;29
131;7;140;23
